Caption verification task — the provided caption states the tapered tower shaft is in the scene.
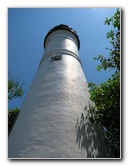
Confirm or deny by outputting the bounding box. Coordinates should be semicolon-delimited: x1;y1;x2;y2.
8;24;114;158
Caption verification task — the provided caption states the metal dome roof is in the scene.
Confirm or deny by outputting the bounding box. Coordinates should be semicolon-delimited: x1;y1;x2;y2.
44;24;80;50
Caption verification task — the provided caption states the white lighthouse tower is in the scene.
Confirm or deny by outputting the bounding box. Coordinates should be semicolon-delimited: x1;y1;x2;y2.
8;24;114;158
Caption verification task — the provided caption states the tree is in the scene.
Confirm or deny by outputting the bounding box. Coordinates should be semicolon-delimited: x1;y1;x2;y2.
8;108;20;136
87;9;120;158
8;73;24;101
95;8;120;73
8;73;24;135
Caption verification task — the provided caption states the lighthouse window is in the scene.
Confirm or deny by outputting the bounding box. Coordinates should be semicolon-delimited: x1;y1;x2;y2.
51;55;62;61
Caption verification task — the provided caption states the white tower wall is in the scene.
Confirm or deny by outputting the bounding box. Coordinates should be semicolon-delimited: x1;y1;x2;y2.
8;25;114;158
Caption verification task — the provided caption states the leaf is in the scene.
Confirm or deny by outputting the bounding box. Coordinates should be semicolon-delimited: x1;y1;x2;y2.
96;65;101;72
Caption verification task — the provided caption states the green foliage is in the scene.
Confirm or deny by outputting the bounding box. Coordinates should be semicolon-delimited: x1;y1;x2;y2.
88;74;120;157
8;73;24;135
94;8;120;72
8;73;24;100
8;108;20;136
88;9;120;158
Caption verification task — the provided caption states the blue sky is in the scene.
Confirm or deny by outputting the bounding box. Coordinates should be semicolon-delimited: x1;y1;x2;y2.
8;8;117;109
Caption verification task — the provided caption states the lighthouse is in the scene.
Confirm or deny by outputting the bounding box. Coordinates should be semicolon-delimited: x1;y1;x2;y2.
8;24;114;158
